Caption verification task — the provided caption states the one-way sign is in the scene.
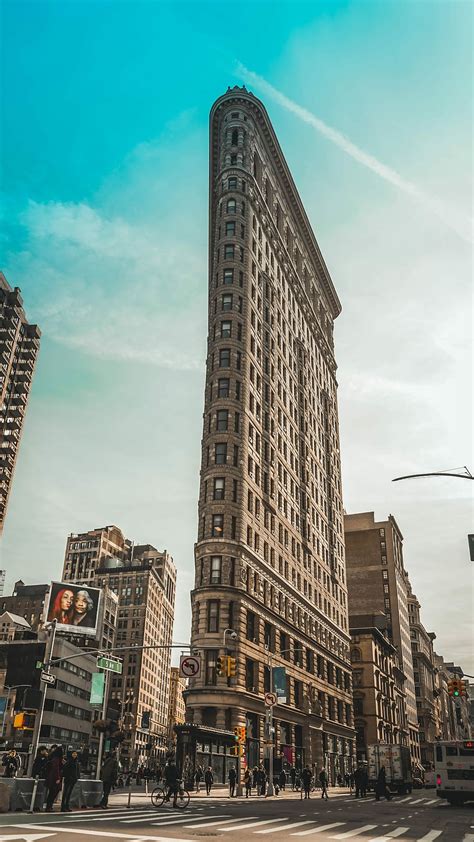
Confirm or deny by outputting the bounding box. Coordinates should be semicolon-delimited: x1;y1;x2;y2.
40;672;56;687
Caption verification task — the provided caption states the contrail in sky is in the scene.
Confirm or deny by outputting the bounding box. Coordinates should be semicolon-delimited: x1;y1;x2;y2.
235;62;473;244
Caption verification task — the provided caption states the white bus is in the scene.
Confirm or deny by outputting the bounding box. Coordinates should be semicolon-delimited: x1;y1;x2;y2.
434;740;474;805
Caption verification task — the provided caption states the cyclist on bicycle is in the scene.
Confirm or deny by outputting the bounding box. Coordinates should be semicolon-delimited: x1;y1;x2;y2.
164;756;179;807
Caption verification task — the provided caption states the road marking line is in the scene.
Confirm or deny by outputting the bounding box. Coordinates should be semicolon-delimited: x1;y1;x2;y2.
398;797;411;803
221;818;290;831
293;823;346;836
416;832;442;841
423;800;439;806
182;817;258;829
410;799;425;804
368;828;410;842
255;822;317;834
331;826;378;839
122;813;205;825
57;811;163;824
10;826;191;842
146;814;229;827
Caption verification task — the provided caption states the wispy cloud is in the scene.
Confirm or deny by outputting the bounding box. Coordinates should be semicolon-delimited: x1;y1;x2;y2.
235;62;473;243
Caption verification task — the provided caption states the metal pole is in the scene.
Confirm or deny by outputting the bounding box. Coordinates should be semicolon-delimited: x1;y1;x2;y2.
28;776;39;813
95;670;110;781
27;621;57;776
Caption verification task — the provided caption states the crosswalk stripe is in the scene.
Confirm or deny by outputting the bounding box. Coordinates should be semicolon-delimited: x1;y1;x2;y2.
397;797;411;803
182;817;258;829
410;799;425;804
85;811;163;823
331;826;378;839
369;828;410;842
416;831;442;841
221;818;290;831
255;822;316;834
124;810;207;826
122;812;205;825
423;800;439;806
146;814;229;827
38;809;156;823
293;823;346;836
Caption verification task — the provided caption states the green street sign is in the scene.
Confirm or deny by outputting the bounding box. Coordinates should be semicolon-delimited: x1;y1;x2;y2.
97;656;123;674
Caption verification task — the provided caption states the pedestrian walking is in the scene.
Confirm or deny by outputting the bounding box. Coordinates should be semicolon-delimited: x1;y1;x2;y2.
244;767;252;797
319;767;329;800
61;751;81;812
32;746;49;780
302;765;313;799
290;765;297;791
354;767;364;798
278;769;287;791
375;766;391;801
257;764;267;796
195;764;203;793
204;766;213;796
349;771;355;794
228;765;237;797
252;766;258;788
99;752;118;808
45;746;64;812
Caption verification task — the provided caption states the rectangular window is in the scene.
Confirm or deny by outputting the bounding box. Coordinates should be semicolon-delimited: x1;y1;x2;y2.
213;477;225;500
294;679;302;708
226;221;236;236
221;321;231;338
234;412;240;433
212;514;224;537
246;610;256;641
223;268;234;284
210;556;222;585
228;176;238;189
215;443;227;464
224;244;235;260
222;294;233;311
218;378;230;397
207;600;219;633
216;409;228;431
245;658;256;692
219;348;231;367
205;649;217;684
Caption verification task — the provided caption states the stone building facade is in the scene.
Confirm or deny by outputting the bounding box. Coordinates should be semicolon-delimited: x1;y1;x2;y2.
186;87;355;782
344;512;420;765
350;613;409;762
0;581;49;630
407;583;439;768
0;272;40;535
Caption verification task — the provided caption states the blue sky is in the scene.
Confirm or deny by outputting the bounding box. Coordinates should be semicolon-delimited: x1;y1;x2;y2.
1;0;472;667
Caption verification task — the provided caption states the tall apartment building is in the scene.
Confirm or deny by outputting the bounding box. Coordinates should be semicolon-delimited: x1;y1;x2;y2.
344;512;420;766
407;583;439;768
186;87;354;783
350;612;409;762
0;581;49;630
167;666;186;741
0;272;41;534
0;571;5;597
63;529;177;767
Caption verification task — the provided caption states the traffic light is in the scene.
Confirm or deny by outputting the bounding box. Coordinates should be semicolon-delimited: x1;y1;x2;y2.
227;656;237;678
233;726;246;743
448;679;456;697
141;710;151;730
460;679;469;697
216;656;227;677
13;711;35;730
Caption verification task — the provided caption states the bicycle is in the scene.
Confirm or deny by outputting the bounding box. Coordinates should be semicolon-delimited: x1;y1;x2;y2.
151;779;190;809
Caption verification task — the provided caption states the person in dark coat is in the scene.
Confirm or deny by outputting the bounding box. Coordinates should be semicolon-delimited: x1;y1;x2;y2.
228;765;237;797
302;765;313;799
278;769;287;791
376;766;391;801
2;750;20;778
195;764;203;793
204;766;213;796
244;767;252;797
354;767;365;798
61;751;81;812
100;752;118;808
257;764;267;796
164;756;179;807
319;767;329;800
32;747;49;779
290;765;297;790
252;766;258;788
45;747;64;811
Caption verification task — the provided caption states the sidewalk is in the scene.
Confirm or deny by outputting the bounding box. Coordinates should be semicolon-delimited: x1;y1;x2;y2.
107;785;354;807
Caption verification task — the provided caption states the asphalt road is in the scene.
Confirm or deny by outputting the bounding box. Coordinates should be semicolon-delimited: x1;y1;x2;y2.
0;791;473;842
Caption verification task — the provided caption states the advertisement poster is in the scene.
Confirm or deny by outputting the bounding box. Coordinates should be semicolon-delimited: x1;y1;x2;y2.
45;581;101;637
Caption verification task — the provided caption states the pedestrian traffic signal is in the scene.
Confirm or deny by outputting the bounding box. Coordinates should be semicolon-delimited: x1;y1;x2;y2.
13;712;35;730
227;656;237;677
217;656;227;677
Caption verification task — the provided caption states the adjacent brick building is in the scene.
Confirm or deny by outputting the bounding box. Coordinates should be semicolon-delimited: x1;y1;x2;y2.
168;666;186;741
0;272;40;534
186;87;355;783
344;512;420;766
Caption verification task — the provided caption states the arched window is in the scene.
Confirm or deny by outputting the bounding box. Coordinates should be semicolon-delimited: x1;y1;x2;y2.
351;647;361;662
